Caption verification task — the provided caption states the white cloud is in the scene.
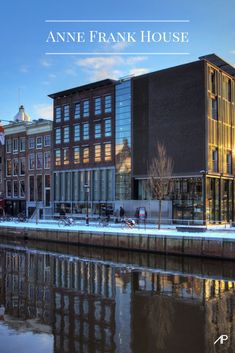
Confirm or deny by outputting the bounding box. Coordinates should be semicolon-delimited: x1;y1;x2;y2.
33;104;53;120
40;59;52;67
65;68;78;77
76;56;124;70
112;41;130;51
126;56;147;65
20;65;29;73
129;68;149;76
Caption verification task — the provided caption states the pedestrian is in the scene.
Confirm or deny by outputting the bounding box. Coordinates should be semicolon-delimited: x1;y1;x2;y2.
119;206;125;220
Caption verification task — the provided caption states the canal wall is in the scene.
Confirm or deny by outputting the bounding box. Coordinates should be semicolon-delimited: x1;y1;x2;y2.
0;225;235;260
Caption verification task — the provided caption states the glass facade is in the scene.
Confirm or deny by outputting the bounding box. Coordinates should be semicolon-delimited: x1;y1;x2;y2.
115;80;132;200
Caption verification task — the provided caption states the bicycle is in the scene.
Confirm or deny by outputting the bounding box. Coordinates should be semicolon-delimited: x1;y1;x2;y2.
121;218;136;229
58;216;76;227
15;213;28;223
98;216;110;227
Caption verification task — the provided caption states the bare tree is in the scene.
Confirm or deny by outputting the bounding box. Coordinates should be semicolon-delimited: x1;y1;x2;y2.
148;143;173;229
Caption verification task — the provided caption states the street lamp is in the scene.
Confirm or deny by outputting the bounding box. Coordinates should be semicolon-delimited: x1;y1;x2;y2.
84;183;90;225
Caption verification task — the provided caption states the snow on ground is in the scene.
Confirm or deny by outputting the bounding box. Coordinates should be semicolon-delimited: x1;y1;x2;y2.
0;220;235;240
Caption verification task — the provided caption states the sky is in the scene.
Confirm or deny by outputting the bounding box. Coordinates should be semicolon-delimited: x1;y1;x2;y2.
0;0;234;122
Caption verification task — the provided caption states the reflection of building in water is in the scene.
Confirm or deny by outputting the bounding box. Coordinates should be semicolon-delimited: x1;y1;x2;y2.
131;272;235;353
52;257;117;353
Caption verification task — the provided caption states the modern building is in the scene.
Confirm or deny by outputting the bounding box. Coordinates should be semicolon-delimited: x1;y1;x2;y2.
49;54;235;224
3;106;53;217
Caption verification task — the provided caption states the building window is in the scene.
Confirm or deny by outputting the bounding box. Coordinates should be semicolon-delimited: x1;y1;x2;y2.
74;125;80;142
63;126;69;143
20;137;26;151
36;136;43;149
83;100;89;117
83;123;89;140
64;105;70;121
36;152;43;169
212;148;218;172
6;181;12;197
6;139;11;153
228;80;232;102
227;152;232;174
44;151;51;169
13;180;18;198
28;137;34;149
37;175;43;201
13;159;19;176
63;148;69;165
45;174;51;188
19;158;26;175
94;97;101;115
95;123;101;139
211;98;218;120
104;143;112;161
6;160;12;176
105;95;112;113
19;180;25;198
45;175;51;207
55;106;62;122
74;102;81;119
74;147;80;164
55;149;61;166
104;118;112;137
29;175;34;201
55;128;61;144
13;138;18;153
210;71;216;94
44;135;51;147
29;154;35;170
94;144;101;162
83;147;89;163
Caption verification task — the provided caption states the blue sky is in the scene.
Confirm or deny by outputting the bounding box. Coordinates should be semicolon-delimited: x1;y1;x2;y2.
0;0;234;122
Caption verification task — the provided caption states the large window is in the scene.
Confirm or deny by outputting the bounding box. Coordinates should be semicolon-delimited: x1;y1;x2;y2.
74;147;80;164
227;151;232;174
105;95;112;113
13;159;19;176
211;98;218;120
6;181;12;197
6;160;12;176
37;175;43;201
29;154;35;170
13;138;18;153
94;144;101;162
20;137;26;151
45;175;51;207
19;158;26;175
13;181;18;198
95;123;101;139
64;105;70;121
83;100;89;117
212;148;218;172
104;118;112;137
44;151;51;169
55;149;61;166
36;136;43;149
55;106;61;122
63;148;69;165
55;128;61;144
104;143;112;161
74;125;80;141
19;180;25;198
94;97;101;115
28;137;34;149
83;147;89;163
44;135;51;147
63;126;69;143
210;71;216;94
36;152;43;169
83;123;89;140
74;102;81;119
29;175;34;201
6;139;11;153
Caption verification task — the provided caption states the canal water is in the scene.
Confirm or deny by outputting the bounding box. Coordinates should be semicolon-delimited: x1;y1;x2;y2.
0;238;235;353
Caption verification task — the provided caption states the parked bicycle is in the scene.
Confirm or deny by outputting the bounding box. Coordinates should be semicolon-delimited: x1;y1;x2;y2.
98;216;110;227
15;212;28;223
121;218;136;229
58;216;76;227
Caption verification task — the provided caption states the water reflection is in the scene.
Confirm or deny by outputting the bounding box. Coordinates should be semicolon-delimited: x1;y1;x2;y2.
0;242;235;353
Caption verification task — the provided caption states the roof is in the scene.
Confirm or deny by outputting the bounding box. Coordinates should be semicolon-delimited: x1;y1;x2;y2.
199;54;235;77
14;105;31;122
48;79;117;99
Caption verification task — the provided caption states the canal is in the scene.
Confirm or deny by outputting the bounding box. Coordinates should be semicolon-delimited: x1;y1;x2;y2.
0;237;234;353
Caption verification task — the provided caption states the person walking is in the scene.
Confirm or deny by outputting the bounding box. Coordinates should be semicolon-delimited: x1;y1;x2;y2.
119;206;125;221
